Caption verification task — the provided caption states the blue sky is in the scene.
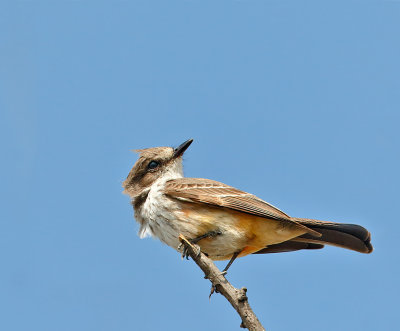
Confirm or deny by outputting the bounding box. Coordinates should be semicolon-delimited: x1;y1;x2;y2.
1;1;399;330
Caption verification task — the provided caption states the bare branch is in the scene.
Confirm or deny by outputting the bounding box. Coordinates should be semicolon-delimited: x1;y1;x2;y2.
179;235;266;331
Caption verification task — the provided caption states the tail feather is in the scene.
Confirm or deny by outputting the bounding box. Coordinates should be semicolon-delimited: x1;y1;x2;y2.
253;218;373;255
293;218;373;254
253;241;324;254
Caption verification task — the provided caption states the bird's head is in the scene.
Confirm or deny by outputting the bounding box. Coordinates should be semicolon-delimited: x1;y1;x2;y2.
123;139;193;198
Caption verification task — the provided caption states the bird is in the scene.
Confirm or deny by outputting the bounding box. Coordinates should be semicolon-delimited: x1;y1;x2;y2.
123;139;373;272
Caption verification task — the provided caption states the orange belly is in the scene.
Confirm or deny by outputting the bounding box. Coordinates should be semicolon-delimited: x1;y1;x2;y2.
174;202;308;261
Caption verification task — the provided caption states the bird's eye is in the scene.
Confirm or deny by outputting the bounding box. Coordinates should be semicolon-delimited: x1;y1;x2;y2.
147;160;160;170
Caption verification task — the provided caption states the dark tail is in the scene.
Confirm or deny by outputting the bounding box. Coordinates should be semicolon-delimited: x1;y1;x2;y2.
254;218;373;255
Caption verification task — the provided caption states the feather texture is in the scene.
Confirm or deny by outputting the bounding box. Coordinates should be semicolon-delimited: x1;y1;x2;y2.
292;218;373;253
163;178;321;237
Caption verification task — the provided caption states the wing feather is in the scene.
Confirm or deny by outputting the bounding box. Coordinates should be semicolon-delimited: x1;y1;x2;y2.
163;178;321;237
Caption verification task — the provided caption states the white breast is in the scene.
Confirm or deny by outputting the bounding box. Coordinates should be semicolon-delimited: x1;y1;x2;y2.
134;160;184;248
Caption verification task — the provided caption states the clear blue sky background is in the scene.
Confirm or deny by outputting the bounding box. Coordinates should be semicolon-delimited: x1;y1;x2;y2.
1;1;399;330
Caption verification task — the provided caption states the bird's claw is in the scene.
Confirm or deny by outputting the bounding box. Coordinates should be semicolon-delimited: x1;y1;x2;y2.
209;284;220;299
178;241;201;260
208;270;228;299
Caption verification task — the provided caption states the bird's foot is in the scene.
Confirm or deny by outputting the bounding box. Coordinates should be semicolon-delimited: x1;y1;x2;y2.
178;231;222;260
209;283;222;299
178;240;201;260
209;285;216;299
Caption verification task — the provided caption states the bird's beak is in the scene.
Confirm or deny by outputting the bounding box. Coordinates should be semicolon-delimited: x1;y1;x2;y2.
173;139;193;158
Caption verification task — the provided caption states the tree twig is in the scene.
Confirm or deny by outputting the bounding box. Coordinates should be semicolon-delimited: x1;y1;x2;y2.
179;235;266;331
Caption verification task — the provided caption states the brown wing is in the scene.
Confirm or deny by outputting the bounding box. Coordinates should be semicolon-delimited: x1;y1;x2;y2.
163;178;321;237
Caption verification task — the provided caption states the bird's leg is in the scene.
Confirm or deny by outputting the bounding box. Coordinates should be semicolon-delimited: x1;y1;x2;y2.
178;230;222;260
209;250;241;298
191;230;222;244
221;251;241;275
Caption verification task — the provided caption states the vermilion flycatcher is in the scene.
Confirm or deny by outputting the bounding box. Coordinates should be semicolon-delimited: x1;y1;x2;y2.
123;139;372;271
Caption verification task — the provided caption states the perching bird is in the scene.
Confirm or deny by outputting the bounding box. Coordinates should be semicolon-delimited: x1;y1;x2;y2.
123;139;372;271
